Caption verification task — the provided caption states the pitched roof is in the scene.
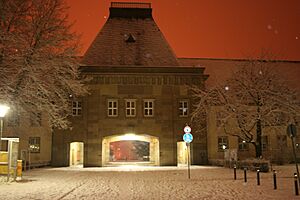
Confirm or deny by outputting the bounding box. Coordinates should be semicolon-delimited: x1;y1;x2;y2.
82;3;179;66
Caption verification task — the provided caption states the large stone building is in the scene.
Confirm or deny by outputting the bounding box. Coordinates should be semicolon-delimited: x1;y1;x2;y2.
2;2;299;168
52;2;208;167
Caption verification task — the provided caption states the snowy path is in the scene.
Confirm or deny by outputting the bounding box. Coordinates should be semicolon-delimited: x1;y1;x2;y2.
0;165;299;199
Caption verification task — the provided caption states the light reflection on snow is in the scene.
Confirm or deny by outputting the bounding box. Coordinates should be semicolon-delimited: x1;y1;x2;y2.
45;165;220;172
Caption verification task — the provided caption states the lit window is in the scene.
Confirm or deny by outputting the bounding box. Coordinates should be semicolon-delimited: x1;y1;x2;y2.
144;99;154;117
179;100;188;117
125;99;136;117
72;101;82;116
108;99;118;117
218;136;228;151
238;138;249;151
29;137;40;153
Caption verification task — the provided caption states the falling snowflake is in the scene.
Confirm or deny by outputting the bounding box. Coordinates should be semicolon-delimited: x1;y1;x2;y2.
267;25;272;30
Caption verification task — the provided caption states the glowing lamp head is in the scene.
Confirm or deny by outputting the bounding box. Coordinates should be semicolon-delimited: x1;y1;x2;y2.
0;105;10;118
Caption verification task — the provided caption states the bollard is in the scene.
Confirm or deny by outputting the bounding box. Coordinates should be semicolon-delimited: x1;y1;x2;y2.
273;170;277;190
234;166;237;180
295;173;299;196
244;168;247;182
257;169;260;185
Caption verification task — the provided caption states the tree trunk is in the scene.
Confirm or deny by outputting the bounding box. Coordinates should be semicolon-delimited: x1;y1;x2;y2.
255;118;262;158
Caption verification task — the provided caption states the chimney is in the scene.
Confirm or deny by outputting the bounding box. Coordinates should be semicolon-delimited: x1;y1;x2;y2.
109;2;152;19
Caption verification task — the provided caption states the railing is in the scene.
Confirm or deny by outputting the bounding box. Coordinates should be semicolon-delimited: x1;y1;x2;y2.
111;2;151;9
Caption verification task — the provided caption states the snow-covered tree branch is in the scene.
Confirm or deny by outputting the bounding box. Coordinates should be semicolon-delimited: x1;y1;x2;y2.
191;58;300;158
0;0;88;129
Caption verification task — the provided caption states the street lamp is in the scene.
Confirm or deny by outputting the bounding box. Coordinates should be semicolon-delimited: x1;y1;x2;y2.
0;104;10;150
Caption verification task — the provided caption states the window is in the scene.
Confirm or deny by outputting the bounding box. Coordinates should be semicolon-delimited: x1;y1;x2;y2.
108;99;118;117
144;99;154;117
262;136;268;151
7;111;20;127
179;100;188;117
30;113;42;127
218;136;228;151
29;137;40;153
125;99;136;117
238;138;249;151
72;101;82;116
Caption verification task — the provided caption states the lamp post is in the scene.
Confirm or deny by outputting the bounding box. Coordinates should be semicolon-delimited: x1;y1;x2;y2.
0;104;10;151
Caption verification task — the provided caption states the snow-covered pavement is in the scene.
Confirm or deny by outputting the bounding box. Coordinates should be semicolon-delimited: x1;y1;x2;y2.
0;165;299;199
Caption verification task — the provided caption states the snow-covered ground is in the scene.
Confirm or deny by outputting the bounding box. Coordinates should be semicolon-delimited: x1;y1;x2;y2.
0;165;299;200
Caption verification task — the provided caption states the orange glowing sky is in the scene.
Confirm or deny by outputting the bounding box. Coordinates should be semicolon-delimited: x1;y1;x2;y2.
66;0;300;61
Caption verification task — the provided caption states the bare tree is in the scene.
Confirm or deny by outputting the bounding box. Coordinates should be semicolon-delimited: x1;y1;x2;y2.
0;0;87;129
191;59;300;158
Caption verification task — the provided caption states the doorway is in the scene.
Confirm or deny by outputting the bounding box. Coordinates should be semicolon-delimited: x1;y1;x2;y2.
69;142;84;167
102;134;159;166
177;141;188;166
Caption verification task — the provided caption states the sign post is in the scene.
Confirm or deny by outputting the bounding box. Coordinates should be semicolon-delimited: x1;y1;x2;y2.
183;125;193;179
287;124;300;186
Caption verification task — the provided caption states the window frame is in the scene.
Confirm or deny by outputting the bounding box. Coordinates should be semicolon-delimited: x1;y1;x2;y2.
125;99;137;117
107;99;118;117
218;136;229;152
29;137;41;153
179;100;189;117
72;100;82;116
238;138;249;151
143;99;154;117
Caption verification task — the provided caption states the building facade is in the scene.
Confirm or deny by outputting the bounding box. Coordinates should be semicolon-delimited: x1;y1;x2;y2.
52;2;208;167
4;2;298;168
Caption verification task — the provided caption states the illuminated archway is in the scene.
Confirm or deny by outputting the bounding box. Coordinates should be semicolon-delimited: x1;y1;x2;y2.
102;134;159;166
69;142;84;167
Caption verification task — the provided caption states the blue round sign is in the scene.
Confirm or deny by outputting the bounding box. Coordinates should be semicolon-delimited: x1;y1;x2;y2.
183;133;193;143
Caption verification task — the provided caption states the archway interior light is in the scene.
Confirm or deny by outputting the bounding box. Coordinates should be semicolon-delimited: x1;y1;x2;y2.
0;105;10;117
120;133;139;141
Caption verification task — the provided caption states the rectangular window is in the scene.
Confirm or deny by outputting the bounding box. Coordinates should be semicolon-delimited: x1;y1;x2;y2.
144;99;154;117
218;136;228;151
108;99;118;117
29;137;40;153
238;138;249;151
179;100;188;117
262;136;268;151
72;101;82;116
125;99;136;117
30;113;42;127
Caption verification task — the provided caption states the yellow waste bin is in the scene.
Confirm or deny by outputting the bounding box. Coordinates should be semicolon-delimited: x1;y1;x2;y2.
17;160;22;177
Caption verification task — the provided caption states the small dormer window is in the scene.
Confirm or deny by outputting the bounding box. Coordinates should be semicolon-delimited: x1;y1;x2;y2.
125;34;136;43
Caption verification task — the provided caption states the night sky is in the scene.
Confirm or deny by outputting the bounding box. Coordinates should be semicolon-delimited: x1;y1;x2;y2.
66;0;300;61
